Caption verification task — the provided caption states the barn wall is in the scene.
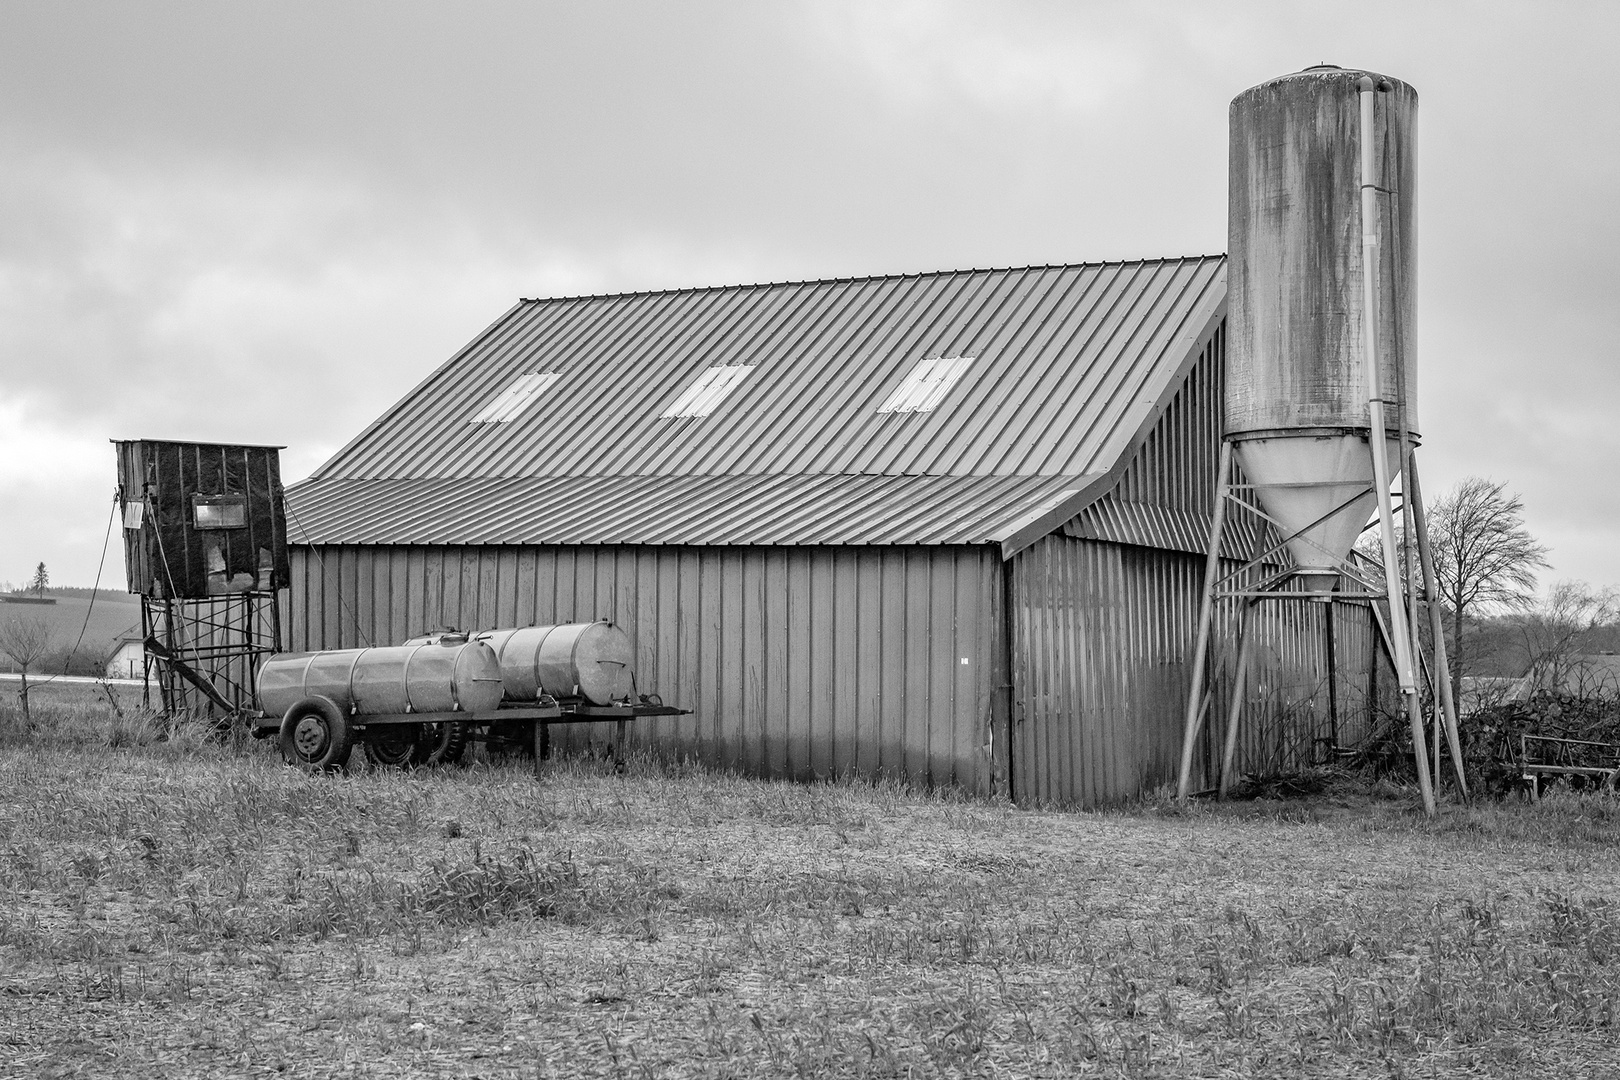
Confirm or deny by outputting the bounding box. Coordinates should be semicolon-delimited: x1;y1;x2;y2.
1075;318;1260;556
288;543;1007;792
1111;320;1223;518
1008;319;1381;807
1009;533;1381;807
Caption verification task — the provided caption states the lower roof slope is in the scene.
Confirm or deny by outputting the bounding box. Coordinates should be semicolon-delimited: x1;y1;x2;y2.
288;473;1096;548
289;256;1226;551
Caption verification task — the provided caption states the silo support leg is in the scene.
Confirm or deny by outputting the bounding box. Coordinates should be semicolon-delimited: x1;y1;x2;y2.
1370;596;1437;812
1219;601;1255;799
1177;440;1233;801
1403;688;1435;812
1408;455;1469;796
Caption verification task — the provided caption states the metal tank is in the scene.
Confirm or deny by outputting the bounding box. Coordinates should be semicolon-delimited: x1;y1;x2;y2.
1227;64;1417;581
405;622;634;706
257;639;505;718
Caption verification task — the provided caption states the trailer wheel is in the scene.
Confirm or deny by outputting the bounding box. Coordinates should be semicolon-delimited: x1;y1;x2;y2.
278;696;354;773
415;721;469;766
363;725;422;768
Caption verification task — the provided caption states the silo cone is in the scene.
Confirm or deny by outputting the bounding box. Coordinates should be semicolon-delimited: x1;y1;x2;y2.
1232;434;1404;590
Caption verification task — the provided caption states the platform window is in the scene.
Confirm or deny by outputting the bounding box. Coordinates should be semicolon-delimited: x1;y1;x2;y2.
192;493;247;530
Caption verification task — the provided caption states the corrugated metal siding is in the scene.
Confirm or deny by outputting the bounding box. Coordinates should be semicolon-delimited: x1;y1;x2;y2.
1008;535;1379;806
285;472;1099;547
1067;321;1265;559
1068;499;1256;561
1008;322;1378;806
1106;320;1224;516
288;544;1007;790
310;257;1225;483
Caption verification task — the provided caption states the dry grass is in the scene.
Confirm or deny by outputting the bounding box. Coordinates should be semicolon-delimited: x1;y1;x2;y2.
2;684;1619;1078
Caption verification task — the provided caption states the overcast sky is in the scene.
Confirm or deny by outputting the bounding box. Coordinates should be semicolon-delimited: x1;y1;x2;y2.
1;1;1615;593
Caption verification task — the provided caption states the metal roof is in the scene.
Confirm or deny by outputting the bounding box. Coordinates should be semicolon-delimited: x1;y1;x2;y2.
291;256;1226;548
287;473;1100;547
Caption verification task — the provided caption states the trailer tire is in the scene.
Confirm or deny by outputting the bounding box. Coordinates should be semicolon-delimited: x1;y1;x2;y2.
415;721;469;767
279;696;354;773
363;725;422;769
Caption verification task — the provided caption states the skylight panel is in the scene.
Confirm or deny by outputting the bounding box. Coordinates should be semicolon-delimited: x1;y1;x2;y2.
877;355;975;414
660;364;756;419
469;371;560;424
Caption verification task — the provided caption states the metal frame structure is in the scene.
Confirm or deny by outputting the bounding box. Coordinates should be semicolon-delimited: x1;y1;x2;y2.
140;591;282;721
1173;442;1467;812
1517;734;1620;800
114;440;291;725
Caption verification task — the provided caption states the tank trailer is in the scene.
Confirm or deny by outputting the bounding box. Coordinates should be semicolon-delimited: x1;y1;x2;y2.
251;621;687;773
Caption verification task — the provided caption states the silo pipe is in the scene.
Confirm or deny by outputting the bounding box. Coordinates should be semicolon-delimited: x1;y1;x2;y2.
1408;457;1470;794
1359;76;1435;814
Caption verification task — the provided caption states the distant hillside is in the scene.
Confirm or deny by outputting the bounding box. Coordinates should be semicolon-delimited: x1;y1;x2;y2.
12;586;137;601
0;591;143;674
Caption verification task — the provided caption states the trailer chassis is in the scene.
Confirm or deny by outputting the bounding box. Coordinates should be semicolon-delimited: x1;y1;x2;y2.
252;696;689;775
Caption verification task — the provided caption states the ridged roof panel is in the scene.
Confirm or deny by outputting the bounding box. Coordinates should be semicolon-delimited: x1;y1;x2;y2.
286;474;1101;547
311;256;1226;482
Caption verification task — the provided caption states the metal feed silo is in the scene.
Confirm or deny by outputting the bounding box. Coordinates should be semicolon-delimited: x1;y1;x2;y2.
1227;65;1417;583
1178;65;1465;818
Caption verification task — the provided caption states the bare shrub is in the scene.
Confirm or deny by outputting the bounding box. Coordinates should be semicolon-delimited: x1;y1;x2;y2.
0;611;58;730
1519;580;1620;694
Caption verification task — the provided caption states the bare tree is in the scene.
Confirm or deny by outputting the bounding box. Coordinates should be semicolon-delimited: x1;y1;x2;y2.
1428;477;1547;707
0;612;58;730
1518;581;1620;695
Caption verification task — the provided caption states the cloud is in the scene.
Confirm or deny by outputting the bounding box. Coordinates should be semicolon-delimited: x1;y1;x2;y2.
0;136;774;584
806;0;1151;116
0;395;120;588
0;396;108;491
1;0;1618;595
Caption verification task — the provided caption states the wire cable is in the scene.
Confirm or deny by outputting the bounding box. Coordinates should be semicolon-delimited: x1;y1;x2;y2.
36;492;118;688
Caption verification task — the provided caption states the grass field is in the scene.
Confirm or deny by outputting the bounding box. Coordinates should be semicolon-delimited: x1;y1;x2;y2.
0;590;143;674
2;684;1618;1078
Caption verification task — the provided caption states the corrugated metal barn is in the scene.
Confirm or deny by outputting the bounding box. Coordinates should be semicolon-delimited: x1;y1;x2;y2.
285;256;1380;806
